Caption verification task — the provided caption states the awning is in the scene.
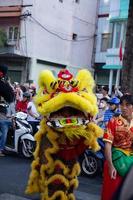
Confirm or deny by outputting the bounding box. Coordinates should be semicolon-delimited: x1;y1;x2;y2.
0;6;21;18
109;16;128;22
102;65;123;70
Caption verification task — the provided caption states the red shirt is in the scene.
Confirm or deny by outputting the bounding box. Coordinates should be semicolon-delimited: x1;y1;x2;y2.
16;100;28;113
103;115;133;150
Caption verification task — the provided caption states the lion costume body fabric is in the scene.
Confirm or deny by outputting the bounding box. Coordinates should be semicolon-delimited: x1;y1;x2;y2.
26;69;103;200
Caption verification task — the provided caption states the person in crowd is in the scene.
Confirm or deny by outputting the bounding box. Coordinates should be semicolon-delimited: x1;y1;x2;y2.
95;84;102;94
23;83;30;92
6;77;16;117
111;86;123;98
29;84;36;97
16;91;31;113
27;89;40;134
20;84;27;93
14;82;23;103
95;97;108;128
103;97;121;126
101;86;110;99
0;64;15;156
101;94;133;200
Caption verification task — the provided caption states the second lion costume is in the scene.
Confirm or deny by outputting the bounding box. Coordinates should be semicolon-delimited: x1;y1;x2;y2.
26;69;103;200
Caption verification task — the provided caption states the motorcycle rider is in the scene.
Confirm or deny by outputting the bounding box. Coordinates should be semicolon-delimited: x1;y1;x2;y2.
0;64;15;156
16;91;31;113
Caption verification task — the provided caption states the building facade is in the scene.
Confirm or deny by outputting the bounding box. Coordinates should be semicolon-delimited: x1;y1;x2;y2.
0;0;29;83
0;0;98;87
94;0;129;94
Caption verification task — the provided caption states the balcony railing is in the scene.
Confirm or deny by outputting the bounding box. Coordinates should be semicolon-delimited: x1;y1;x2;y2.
0;40;22;56
106;48;124;66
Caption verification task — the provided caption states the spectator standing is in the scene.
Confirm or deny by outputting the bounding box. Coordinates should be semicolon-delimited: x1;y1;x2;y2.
101;86;110;100
0;65;15;156
101;95;133;200
27;94;40;134
14;83;23;102
114;86;123;98
95;97;108;128
6;77;16;117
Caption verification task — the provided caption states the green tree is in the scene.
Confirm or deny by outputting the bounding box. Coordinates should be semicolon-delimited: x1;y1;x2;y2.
0;28;7;47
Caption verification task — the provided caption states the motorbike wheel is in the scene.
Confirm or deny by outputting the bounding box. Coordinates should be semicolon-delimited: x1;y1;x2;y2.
20;139;35;158
80;154;101;177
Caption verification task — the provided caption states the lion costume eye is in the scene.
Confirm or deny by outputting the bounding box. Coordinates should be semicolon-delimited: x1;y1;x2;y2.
50;81;58;90
70;80;79;87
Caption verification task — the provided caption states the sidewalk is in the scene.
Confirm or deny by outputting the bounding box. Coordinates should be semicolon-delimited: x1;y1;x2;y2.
0;191;100;200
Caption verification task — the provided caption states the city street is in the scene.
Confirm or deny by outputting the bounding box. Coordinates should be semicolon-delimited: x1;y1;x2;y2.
0;153;102;200
0;0;133;199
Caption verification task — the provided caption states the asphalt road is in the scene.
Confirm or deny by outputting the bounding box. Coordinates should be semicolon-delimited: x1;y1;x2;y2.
0;153;102;200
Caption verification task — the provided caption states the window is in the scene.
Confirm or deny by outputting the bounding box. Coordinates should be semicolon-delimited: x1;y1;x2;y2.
109;21;127;49
115;22;121;48
9;27;13;40
101;33;110;52
8;26;19;41
109;23;114;48
14;27;19;40
8;70;22;83
72;33;77;41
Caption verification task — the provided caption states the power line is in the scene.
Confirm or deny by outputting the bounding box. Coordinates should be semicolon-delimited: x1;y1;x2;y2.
29;15;94;42
73;16;96;26
30;16;72;41
23;13;92;38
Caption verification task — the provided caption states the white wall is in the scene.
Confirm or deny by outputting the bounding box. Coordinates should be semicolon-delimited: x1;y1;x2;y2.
69;0;97;68
29;58;60;88
31;0;73;65
26;0;98;83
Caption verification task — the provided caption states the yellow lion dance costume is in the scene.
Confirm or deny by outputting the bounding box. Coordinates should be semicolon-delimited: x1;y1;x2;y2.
26;69;103;200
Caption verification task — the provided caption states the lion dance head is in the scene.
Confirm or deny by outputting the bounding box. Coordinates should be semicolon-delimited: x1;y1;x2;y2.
26;69;103;200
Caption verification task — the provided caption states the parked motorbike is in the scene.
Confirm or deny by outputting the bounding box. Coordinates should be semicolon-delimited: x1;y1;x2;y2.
79;138;105;177
5;112;35;158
